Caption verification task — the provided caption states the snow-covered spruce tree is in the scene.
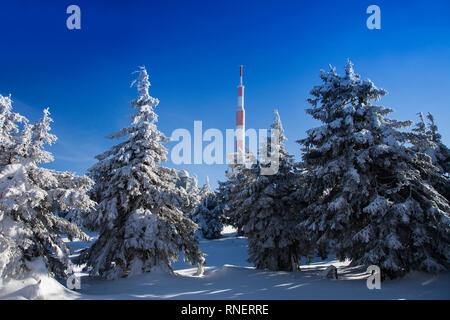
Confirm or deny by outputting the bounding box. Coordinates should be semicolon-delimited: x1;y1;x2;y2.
297;62;449;279
229;110;302;271
80;67;204;279
191;178;224;239
177;171;209;223
217;161;251;235
412;113;450;201
0;105;94;280
425;113;450;175
0;94;27;166
198;176;211;202
176;170;202;211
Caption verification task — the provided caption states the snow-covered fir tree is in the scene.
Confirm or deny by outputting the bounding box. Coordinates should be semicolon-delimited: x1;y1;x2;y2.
297;61;450;279
412;112;450;201
176;170;207;220
80;67;204;279
199;176;211;199
427;113;450;171
217;162;250;235
0;94;27;166
217;145;262;235
176;170;198;197
191;177;224;239
228;110;302;271
0;99;94;280
412;112;450;173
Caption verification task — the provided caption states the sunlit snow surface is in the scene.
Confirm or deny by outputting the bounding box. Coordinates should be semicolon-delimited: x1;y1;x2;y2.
1;226;449;300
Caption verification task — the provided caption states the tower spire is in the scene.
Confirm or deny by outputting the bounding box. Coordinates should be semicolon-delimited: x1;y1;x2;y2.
236;65;245;153
240;65;243;86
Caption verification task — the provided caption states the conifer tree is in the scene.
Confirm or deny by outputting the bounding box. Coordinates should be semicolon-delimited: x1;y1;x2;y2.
191;178;224;239
0;100;94;280
412;113;450;201
0;94;27;166
218;163;251;235
80;67;204;279
229;110;302;271
298;62;449;279
426;113;450;174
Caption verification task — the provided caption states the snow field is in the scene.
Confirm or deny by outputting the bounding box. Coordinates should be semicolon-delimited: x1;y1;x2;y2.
2;228;448;300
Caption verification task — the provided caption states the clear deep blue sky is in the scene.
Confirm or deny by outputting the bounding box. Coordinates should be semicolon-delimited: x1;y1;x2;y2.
1;0;449;188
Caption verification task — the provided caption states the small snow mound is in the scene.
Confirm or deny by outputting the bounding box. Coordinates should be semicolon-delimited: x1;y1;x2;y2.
320;265;338;279
0;258;80;300
221;225;237;236
207;264;254;279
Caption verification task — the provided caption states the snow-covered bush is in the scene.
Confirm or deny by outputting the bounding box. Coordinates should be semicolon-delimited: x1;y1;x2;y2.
79;67;204;279
298;62;450;279
0;97;94;280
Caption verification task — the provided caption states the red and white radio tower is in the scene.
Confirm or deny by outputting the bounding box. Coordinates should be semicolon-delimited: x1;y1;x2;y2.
236;65;245;153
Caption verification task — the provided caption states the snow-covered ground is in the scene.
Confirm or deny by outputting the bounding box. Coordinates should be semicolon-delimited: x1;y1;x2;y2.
1;226;449;300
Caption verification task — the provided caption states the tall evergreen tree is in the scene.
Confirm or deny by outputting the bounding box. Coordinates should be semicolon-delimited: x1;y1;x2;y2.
229;110;302;271
80;67;204;279
298;62;449;279
412;112;450;200
178;171;207;221
218;162;251;235
0;94;27;166
0;102;94;280
426;113;450;175
412;112;450;173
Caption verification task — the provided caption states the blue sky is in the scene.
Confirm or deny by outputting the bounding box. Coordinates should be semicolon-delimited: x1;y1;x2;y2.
1;0;449;188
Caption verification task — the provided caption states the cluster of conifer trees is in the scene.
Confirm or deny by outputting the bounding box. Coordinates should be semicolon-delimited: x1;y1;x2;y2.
199;61;449;279
0;62;448;282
